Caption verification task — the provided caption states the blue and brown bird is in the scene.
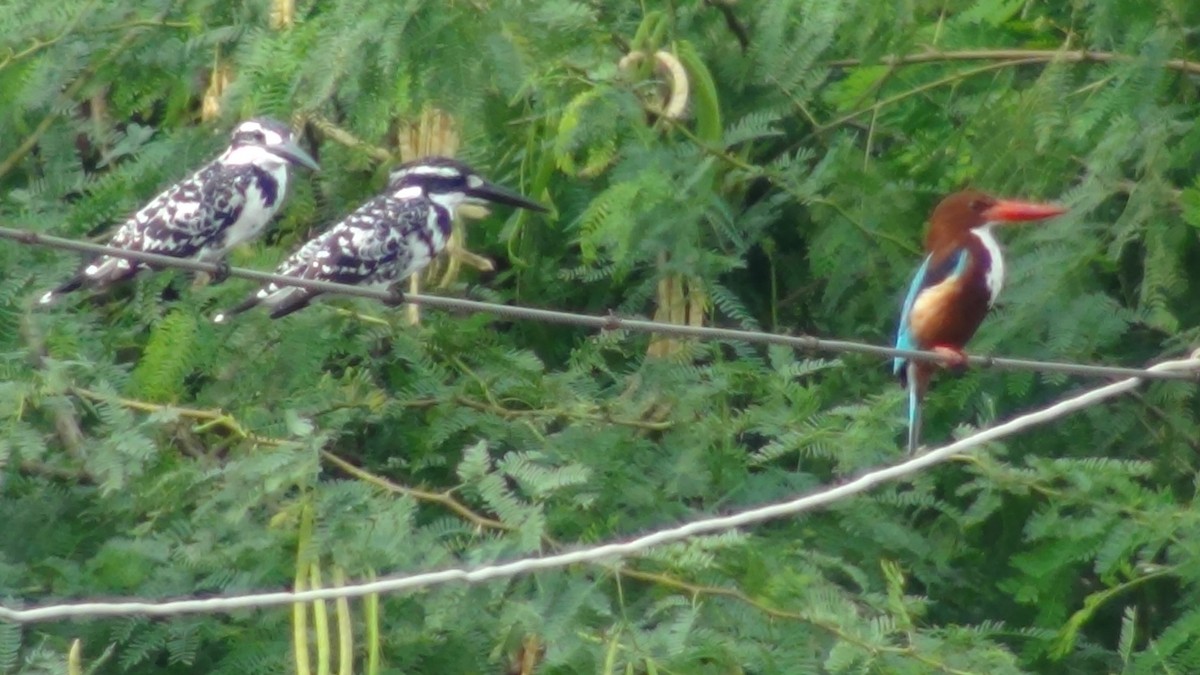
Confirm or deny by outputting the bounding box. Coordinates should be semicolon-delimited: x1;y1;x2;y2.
894;189;1067;452
212;156;546;322
39;117;319;304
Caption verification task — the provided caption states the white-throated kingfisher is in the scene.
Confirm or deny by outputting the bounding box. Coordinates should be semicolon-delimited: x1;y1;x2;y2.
894;189;1067;452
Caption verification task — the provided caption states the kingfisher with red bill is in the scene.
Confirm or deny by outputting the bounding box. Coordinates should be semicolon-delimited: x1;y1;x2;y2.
894;189;1068;452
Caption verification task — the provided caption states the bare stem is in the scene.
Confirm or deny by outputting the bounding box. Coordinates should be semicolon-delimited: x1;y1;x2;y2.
66;387;512;533
318;449;512;533
618;567;985;675
306;114;394;163
826;48;1200;76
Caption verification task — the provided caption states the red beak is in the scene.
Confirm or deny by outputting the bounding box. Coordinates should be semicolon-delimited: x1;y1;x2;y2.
982;199;1067;223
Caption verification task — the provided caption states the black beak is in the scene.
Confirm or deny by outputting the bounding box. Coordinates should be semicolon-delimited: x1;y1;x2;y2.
271;140;321;172
467;180;547;212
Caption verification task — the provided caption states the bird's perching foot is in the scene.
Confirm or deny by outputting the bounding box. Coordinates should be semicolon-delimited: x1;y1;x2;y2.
210;259;233;284
932;345;969;372
192;259;231;289
383;284;407;307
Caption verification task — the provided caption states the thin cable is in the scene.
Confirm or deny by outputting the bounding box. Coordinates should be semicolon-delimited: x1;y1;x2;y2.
3;226;1196;382
3;353;1196;623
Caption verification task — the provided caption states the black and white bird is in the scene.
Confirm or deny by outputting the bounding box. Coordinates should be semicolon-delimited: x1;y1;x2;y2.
39;117;320;305
212;157;546;322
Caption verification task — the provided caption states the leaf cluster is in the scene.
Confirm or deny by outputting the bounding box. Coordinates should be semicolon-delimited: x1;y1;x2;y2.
2;0;1200;673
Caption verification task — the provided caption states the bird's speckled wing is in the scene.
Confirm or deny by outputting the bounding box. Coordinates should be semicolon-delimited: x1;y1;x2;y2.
271;197;415;288
83;162;223;282
217;189;443;321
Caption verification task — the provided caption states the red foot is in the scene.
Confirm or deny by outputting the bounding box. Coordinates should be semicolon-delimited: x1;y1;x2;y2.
931;345;969;371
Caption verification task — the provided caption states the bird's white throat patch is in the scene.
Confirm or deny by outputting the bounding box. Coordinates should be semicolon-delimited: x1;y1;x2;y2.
428;190;468;215
971;224;1004;306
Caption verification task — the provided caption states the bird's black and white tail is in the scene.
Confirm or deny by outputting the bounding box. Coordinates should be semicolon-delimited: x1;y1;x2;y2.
38;275;85;306
212;285;312;323
38;258;141;305
211;294;259;324
265;289;315;320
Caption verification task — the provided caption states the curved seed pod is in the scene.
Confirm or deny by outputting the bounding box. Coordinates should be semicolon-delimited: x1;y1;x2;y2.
617;49;690;121
674;39;722;143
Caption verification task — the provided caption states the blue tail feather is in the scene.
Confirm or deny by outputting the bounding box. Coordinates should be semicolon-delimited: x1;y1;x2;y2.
906;362;921;453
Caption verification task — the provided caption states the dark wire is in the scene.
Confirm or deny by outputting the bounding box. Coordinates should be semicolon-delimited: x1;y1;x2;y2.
4;225;1197;382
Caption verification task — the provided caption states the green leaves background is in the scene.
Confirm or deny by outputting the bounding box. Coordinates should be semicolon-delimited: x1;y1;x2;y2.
3;0;1200;672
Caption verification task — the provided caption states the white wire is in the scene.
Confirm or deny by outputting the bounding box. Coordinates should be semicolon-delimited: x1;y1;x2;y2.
4;353;1195;624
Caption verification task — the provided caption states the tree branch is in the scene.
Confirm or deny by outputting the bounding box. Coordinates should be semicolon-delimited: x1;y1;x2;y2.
71;387;262;441
67;387;513;534
453;395;675;431
305;114;394;163
617;567;985;675
826;48;1200;76
815;57;1047;133
0;0;96;73
0;2;182;181
318;450;512;533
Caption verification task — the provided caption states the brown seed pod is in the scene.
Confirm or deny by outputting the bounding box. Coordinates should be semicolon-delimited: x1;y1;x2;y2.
397;108;495;324
200;60;233;123
270;0;295;30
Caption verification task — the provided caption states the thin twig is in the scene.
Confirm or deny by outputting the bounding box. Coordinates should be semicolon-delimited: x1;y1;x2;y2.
318;450;512;533
0;2;181;180
826;48;1200;76
306;115;394;163
0;0;98;72
815;57;1048;133
454;396;674;431
65;388;512;533
71;387;256;438
618;568;982;675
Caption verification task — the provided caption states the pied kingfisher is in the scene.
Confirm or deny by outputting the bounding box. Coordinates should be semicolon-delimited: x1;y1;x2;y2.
212;156;546;322
40;117;319;304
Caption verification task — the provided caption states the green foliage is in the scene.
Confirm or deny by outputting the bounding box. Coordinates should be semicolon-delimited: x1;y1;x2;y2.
130;310;198;402
2;0;1200;673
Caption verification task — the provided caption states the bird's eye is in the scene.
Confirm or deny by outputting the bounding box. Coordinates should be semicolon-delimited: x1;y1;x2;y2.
248;131;266;143
969;199;988;212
